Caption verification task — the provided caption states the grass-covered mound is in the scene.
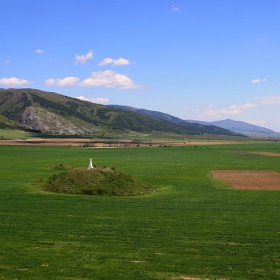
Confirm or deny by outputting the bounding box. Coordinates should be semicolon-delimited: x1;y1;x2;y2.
44;167;155;196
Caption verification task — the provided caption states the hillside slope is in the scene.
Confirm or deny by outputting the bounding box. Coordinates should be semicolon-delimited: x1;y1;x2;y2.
109;104;243;136
110;105;185;124
0;88;242;136
0;114;23;130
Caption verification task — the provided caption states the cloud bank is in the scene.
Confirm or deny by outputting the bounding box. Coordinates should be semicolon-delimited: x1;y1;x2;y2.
46;70;139;89
258;94;280;105
45;77;79;86
0;77;31;87
205;103;258;116
80;70;139;89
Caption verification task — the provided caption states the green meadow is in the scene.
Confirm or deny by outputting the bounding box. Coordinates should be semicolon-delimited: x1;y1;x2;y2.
0;129;32;140
0;142;280;279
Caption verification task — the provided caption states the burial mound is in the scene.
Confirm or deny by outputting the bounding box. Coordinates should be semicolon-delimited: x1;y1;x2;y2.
44;167;155;196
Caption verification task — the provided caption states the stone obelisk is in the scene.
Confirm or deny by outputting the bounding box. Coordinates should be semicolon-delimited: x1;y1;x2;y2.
88;158;94;169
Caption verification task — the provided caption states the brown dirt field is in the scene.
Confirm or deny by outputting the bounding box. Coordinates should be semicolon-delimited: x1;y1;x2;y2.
0;138;123;147
255;152;280;157
0;138;241;147
233;152;280;157
212;170;280;190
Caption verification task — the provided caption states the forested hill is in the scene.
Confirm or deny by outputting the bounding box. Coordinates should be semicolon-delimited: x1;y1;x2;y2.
0;88;242;136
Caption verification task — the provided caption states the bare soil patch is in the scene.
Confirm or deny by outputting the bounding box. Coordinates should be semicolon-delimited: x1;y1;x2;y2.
255;152;280;157
212;170;280;190
232;152;280;157
232;152;262;156
0;138;126;147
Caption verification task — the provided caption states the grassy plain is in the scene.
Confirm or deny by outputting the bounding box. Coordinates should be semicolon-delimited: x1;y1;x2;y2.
0;142;280;279
0;129;32;139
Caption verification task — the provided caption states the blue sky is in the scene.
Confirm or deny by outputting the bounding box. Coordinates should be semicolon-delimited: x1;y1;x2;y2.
1;0;280;131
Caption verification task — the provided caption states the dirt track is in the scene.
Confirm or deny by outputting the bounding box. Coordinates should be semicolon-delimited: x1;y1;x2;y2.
212;170;280;190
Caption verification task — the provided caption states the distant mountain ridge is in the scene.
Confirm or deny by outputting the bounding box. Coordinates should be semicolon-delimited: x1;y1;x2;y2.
109;105;186;125
110;105;275;135
0;88;242;137
187;119;276;135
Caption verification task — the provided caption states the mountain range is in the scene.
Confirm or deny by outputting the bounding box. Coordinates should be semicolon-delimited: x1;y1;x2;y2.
109;105;276;136
0;88;242;137
187;119;276;135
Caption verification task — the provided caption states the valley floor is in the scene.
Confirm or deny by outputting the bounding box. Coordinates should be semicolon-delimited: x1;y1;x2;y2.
0;138;244;147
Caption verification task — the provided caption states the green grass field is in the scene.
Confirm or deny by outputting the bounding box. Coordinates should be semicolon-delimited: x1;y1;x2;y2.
0;129;31;140
0;143;280;279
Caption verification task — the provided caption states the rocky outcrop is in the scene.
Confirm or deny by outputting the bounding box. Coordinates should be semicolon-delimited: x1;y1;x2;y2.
21;106;98;134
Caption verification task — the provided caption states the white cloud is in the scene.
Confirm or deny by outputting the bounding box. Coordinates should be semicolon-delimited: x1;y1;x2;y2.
99;57;130;66
5;59;10;63
45;76;79;86
205;103;258;116
114;58;130;66
76;95;109;104
205;108;241;116
99;58;114;66
258;95;280;105
229;103;258;110
251;79;261;84
171;5;180;11
0;77;31;87
75;51;93;64
251;78;267;84
35;49;44;53
80;70;139;89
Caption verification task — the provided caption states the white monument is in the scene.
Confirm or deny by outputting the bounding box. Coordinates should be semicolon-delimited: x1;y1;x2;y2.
87;158;94;169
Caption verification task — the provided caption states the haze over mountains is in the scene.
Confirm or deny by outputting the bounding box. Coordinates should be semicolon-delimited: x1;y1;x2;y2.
110;105;277;136
0;88;242;137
